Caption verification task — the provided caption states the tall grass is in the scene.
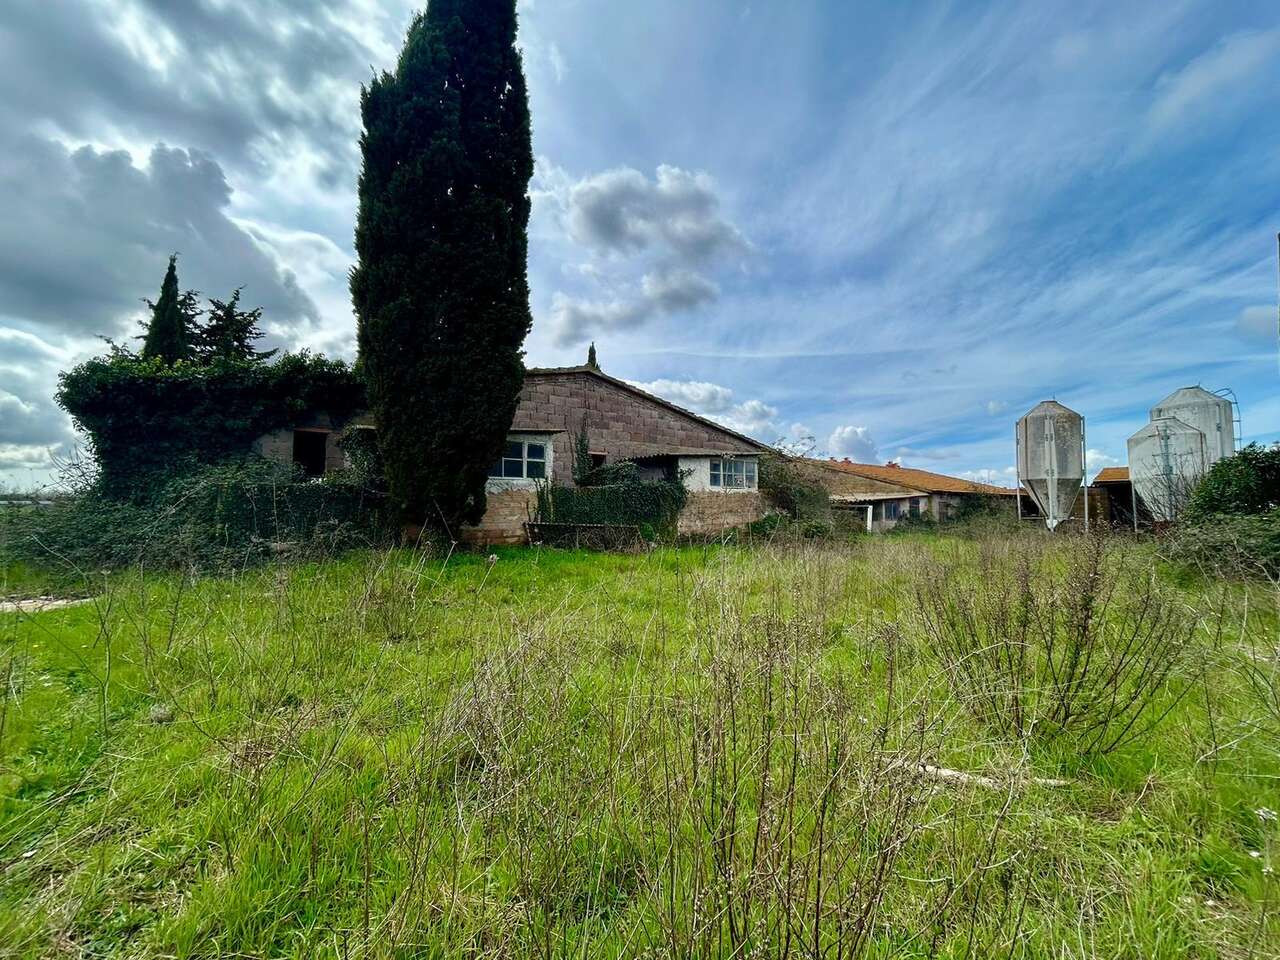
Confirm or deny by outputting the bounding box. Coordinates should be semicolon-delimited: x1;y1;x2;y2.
916;534;1202;754
0;535;1276;957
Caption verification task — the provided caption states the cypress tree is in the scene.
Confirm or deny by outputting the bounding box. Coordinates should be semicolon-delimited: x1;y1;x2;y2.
142;255;195;363
194;289;277;364
351;0;533;531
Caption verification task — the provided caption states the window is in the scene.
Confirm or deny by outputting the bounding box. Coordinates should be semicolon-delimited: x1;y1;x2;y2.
488;439;547;480
293;429;329;477
885;501;902;520
709;458;757;490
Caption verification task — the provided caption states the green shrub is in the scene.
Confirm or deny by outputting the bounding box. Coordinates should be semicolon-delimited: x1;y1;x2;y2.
1185;443;1280;521
1162;508;1280;579
0;458;392;576
534;478;687;537
758;453;830;521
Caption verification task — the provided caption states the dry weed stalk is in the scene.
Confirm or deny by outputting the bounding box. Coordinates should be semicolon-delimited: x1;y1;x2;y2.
917;533;1201;754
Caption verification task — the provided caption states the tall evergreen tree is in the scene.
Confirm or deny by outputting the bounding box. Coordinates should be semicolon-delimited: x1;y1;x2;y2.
142;255;195;363
194;288;277;364
350;0;533;530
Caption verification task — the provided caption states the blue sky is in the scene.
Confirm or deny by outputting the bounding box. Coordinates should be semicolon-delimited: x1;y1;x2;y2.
1;0;1278;487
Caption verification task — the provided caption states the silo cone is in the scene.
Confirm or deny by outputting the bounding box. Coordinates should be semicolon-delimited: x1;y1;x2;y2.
1016;400;1086;530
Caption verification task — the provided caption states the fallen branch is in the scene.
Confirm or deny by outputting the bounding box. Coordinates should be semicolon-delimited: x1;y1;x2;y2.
0;596;94;615
890;759;1070;790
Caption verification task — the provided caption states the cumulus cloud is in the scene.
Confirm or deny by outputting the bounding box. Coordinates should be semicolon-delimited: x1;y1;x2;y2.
0;329;79;481
0;136;318;339
827;426;879;463
641;269;720;312
1085;448;1120;473
563;165;747;262
630;378;780;440
0;0;392;178
550;267;720;345
541;162;747;344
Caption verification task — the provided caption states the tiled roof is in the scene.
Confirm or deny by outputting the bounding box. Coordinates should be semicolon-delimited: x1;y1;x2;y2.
1092;466;1130;483
814;459;1018;496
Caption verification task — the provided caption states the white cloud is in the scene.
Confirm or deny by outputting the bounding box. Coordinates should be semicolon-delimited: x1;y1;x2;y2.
957;466;1018;488
828;425;879;463
1086;448;1119;473
1146;30;1280;136
540;162;747;344
549;267;719;345
562;164;747;262
631;378;779;440
1236;304;1276;341
549;292;649;345
641;269;719;312
985;400;1009;416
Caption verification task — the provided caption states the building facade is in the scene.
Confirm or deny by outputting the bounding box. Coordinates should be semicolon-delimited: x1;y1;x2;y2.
253;360;770;544
801;459;1016;531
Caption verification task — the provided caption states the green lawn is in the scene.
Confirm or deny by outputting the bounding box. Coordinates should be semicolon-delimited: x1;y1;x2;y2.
1;535;1277;958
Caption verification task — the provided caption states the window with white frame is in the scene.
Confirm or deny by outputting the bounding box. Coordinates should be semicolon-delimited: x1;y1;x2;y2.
709;457;757;490
488;439;547;480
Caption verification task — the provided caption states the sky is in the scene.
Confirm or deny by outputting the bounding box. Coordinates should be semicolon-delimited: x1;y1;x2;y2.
1;0;1278;490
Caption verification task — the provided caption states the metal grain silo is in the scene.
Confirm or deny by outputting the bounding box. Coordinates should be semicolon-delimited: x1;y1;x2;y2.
1126;417;1207;522
1016;400;1086;530
1150;386;1235;465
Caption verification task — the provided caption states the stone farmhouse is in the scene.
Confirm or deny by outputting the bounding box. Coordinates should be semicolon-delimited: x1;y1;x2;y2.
799;458;1016;531
253;355;770;544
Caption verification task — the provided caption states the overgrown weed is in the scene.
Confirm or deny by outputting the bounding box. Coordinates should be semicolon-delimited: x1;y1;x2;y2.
1;534;1276;956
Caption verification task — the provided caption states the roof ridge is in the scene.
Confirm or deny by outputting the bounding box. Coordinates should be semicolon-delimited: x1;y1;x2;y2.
524;365;772;453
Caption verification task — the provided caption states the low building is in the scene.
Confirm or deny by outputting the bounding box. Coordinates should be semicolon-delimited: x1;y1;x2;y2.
802;459;1016;531
252;355;771;544
1089;466;1151;528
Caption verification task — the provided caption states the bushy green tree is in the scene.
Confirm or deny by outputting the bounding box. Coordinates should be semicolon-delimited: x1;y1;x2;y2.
141;255;196;363
350;0;534;530
194;288;277;364
1185;443;1280;521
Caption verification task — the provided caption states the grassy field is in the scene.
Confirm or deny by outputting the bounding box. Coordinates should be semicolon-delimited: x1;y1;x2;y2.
1;533;1277;958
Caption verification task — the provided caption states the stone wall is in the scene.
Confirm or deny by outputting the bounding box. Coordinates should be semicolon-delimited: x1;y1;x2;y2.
251;369;771;545
678;491;766;536
514;372;760;485
252;412;347;474
460;488;538;545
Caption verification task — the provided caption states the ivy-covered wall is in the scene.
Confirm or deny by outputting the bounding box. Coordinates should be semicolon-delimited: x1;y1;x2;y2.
57;352;366;500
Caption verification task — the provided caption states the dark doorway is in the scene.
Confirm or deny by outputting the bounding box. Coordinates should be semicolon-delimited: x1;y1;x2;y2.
293;430;328;477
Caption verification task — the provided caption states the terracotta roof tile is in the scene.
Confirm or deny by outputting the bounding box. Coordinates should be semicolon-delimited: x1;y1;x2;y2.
1092;466;1130;483
812;459;1017;496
